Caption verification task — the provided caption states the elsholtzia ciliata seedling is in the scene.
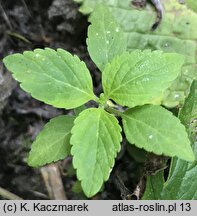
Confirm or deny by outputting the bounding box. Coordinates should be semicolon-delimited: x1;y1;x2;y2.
2;4;195;197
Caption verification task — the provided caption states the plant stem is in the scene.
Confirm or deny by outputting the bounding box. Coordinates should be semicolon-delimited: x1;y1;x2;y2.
105;106;123;116
0;187;23;200
93;95;99;103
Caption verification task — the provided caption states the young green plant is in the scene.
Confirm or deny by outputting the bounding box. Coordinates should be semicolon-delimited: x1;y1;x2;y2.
2;5;195;197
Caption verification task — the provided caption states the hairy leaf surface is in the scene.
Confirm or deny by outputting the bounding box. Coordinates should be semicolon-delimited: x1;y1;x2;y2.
87;4;126;71
28;115;75;167
70;108;122;197
103;50;184;107
3;48;95;109
122;105;194;161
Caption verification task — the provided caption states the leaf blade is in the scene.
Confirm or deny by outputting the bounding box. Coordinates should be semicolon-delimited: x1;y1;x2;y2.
70;108;122;197
142;171;165;200
122;105;194;161
160;81;197;199
87;4;127;72
179;81;197;132
103;50;184;107
142;81;197;200
3;48;95;109
78;0;197;108
28;115;75;167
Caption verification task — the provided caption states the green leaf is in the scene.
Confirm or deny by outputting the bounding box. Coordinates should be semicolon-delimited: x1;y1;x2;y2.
111;0;197;108
142;171;164;200
142;81;197;200
74;104;87;116
160;144;197;199
3;48;96;109
102;50;184;107
179;80;197;132
185;0;197;12
122;105;194;161
159;81;197;199
77;0;197;108
70;108;122;197
87;4;127;71
74;0;113;15
28;115;75;167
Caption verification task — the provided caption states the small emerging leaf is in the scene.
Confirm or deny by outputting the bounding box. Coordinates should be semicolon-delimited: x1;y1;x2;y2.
3;48;96;109
102;50;184;107
87;4;127;71
122;105;194;161
70;108;122;197
28;115;75;167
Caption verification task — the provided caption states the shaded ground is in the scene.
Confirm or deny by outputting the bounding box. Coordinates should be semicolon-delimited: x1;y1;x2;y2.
0;0;145;199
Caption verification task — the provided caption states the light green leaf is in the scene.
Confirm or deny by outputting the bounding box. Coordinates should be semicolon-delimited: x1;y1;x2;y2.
77;0;197;108
70;108;122;197
103;50;184;107
87;4;127;72
74;0;111;14
28;115;75;167
122;105;194;161
3;48;96;109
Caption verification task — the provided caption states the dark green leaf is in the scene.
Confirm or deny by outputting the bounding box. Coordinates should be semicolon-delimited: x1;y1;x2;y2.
142;171;164;200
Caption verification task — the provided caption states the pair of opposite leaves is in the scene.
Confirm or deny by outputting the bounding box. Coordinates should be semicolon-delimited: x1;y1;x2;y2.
3;47;195;196
3;5;195;197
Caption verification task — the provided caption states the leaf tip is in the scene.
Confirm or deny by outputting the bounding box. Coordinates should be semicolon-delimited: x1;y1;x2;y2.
27;155;37;168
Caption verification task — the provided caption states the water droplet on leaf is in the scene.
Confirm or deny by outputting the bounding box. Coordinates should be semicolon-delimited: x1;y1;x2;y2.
174;93;180;99
142;77;150;82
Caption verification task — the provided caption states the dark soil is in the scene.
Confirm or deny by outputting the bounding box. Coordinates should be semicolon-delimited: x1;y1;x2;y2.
0;0;145;199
